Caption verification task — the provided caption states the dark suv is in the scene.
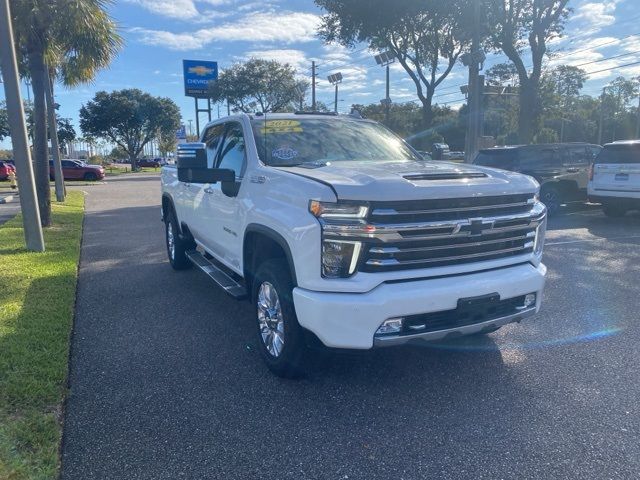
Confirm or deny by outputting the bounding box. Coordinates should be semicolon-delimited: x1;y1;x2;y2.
473;143;602;214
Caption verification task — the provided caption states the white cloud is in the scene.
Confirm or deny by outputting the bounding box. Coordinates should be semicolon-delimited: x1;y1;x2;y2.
124;0;200;20
242;49;309;72
131;11;320;50
571;0;620;32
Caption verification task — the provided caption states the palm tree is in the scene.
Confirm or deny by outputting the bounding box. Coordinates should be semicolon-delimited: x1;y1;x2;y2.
10;0;121;225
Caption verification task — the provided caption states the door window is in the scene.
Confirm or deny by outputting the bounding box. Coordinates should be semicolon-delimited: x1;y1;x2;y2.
563;147;588;165
217;123;247;178
62;160;76;168
203;124;225;168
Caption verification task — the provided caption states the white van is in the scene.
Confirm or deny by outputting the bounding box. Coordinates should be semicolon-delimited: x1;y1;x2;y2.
588;141;640;217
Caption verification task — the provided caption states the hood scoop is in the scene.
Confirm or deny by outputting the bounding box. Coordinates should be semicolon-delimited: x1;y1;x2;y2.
403;171;487;181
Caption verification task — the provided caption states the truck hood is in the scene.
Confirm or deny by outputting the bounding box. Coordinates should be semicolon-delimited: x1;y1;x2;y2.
278;160;539;201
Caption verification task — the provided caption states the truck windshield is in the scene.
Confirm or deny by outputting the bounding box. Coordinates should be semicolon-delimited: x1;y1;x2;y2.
597;144;640;164
251;117;421;167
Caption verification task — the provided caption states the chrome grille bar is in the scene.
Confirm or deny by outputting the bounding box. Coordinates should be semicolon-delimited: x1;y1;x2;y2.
366;243;534;267
368;232;535;254
371;199;534;217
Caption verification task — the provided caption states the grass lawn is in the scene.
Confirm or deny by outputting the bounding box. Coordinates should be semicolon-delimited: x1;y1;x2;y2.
0;191;84;479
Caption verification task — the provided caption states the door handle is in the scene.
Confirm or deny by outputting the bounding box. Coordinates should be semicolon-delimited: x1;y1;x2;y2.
204;187;214;194
184;182;191;188
566;168;579;173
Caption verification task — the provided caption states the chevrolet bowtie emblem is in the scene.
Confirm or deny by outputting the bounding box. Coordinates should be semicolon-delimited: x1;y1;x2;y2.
188;66;214;76
468;219;495;236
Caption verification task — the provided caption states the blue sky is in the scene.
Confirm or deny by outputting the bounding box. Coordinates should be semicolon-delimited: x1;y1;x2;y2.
2;0;640;148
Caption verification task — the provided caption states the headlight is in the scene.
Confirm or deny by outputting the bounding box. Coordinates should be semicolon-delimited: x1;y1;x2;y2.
534;214;547;258
322;240;362;278
309;200;368;219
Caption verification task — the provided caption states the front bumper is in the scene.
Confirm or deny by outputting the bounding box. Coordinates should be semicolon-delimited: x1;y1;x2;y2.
293;262;546;349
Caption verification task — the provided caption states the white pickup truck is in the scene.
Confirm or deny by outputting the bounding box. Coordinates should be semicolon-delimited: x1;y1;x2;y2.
161;113;547;377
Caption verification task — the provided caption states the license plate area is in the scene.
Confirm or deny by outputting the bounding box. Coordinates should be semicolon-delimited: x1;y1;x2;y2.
615;173;629;181
457;293;500;311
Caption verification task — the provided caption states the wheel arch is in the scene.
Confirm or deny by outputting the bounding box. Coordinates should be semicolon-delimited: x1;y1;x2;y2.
243;224;297;292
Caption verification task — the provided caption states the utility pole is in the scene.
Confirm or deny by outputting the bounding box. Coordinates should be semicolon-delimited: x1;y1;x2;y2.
598;87;606;145
463;0;485;163
188;119;193;136
311;61;317;111
0;0;45;251
45;70;65;202
635;78;640;139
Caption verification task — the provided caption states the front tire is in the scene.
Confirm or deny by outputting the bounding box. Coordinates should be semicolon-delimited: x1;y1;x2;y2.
540;185;561;215
165;209;193;270
84;172;98;181
253;259;307;378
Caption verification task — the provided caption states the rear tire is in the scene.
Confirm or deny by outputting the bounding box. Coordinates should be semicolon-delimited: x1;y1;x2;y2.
603;204;627;217
540;185;561;215
253;258;307;378
165;209;193;270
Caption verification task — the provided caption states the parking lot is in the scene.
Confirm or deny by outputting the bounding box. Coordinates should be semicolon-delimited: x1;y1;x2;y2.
58;175;640;479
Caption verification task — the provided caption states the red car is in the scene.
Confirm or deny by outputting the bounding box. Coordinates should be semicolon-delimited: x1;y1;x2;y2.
49;159;105;181
0;160;16;180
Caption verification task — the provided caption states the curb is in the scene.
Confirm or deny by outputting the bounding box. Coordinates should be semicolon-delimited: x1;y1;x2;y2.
0;195;14;204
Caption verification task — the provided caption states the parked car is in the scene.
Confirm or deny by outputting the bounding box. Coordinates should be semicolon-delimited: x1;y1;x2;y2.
447;151;465;162
473;143;602;214
0;160;16;181
417;151;433;160
138;158;162;168
49;159;105;181
161;113;547;377
588;140;640;217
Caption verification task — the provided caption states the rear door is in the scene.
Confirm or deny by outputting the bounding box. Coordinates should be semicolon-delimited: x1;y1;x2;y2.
593;144;640;194
561;146;591;191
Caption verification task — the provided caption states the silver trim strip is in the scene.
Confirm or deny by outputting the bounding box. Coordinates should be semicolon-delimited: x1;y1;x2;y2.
366;243;534;266
371;200;534;217
322;202;547;239
373;307;537;347
368;232;535;254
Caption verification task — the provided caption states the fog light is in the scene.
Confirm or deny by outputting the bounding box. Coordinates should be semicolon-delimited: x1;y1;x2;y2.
523;293;536;308
376;318;404;335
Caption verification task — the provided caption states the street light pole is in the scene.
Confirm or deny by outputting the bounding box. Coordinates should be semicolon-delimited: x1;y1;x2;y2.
327;72;343;113
312;61;317;111
374;51;395;124
0;0;45;251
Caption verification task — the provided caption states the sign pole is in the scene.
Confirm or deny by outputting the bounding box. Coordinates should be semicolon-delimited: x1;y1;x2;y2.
0;0;45;251
195;97;200;138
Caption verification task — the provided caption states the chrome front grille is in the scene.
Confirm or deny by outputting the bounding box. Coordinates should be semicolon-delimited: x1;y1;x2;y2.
321;194;545;273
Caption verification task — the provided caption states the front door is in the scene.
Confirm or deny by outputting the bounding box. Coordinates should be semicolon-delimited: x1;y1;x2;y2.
202;122;247;273
187;123;226;249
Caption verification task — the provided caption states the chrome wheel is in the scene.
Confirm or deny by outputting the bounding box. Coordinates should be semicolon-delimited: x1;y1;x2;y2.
167;221;175;260
257;281;285;357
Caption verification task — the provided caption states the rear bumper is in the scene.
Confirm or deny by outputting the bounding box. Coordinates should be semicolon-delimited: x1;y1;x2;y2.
588;187;640;202
293;262;546;349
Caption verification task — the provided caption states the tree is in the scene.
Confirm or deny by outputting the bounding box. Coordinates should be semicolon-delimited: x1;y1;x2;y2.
0;102;9;141
56;117;76;152
209;59;302;113
80;89;181;170
158;132;177;158
487;0;571;143
316;0;471;126
10;0;121;225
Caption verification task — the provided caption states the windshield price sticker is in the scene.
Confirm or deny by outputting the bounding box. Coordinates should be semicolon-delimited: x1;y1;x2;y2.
260;120;303;134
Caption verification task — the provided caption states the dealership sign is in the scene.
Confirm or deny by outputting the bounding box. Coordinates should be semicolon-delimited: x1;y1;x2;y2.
183;60;218;98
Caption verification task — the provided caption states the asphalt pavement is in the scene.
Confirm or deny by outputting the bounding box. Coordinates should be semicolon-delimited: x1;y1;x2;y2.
61;174;640;479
